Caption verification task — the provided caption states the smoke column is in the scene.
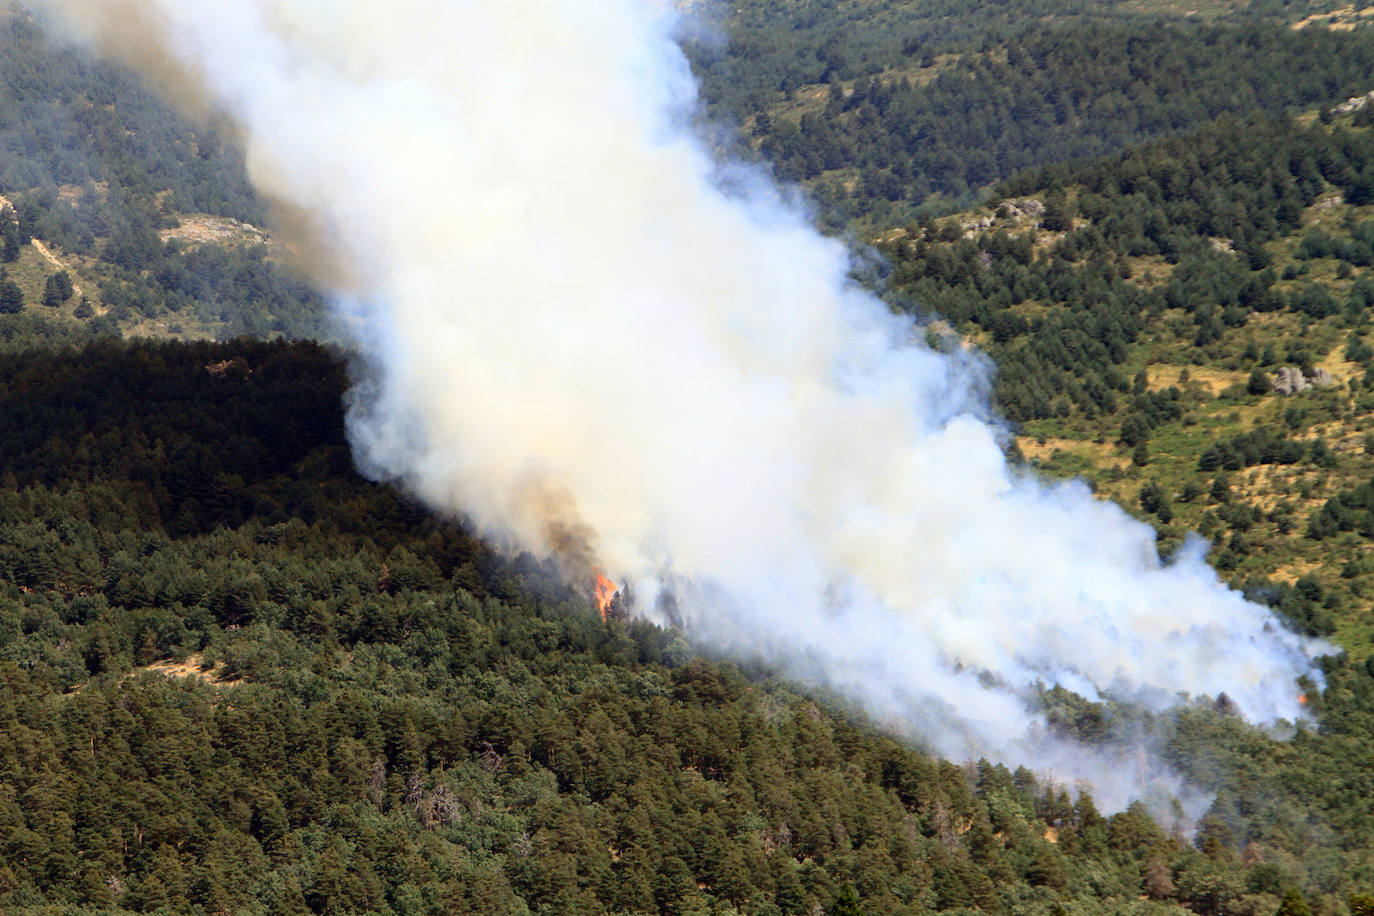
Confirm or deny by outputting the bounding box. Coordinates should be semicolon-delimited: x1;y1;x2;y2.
32;0;1331;809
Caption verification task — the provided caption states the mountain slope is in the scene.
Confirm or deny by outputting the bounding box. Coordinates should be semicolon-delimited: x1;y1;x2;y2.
4;5;1374;916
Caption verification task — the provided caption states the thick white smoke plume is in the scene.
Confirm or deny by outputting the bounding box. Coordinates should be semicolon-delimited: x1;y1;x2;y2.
35;0;1331;810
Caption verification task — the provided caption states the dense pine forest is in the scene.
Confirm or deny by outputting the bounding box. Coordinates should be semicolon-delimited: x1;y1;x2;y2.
8;1;1374;914
690;0;1374;225
5;339;1374;916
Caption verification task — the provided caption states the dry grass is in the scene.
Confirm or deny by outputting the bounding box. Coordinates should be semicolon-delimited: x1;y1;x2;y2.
1291;5;1374;29
1114;0;1248;19
1124;255;1176;287
1017;437;1132;476
1268;561;1324;585
1147;364;1245;396
1316;344;1361;385
137;653;240;686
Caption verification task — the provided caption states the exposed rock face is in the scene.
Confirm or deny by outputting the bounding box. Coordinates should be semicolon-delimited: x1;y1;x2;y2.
1273;367;1307;395
1272;366;1335;395
1332;90;1374;115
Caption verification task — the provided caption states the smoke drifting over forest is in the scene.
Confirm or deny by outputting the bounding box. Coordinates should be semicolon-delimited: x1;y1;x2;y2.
32;0;1332;809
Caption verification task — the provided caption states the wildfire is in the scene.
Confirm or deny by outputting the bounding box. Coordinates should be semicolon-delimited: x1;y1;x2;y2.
594;571;618;621
1298;693;1309;706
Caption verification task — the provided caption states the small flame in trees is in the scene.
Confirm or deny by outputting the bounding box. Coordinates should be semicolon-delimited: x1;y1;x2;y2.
594;572;618;620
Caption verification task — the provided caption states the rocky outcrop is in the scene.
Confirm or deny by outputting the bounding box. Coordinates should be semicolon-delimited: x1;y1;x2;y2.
1272;366;1335;395
1332;90;1374;116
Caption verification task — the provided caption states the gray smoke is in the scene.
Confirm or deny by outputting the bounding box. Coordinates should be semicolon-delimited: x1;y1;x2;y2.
31;0;1332;811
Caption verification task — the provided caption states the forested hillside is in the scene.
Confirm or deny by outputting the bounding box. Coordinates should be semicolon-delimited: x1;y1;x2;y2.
3;339;1374;916
7;1;1374;915
0;11;328;343
856;105;1374;663
692;1;1374;224
693;0;1374;670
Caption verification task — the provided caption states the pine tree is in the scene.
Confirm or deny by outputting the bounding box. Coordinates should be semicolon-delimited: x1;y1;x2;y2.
0;268;22;314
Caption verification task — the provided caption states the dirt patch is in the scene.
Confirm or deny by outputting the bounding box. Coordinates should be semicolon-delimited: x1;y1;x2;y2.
29;239;85;300
137;653;241;686
1270;561;1324;585
161;213;267;246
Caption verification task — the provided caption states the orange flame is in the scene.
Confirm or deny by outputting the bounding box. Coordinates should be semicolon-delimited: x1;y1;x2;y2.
594;572;618;621
1298;693;1308;706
